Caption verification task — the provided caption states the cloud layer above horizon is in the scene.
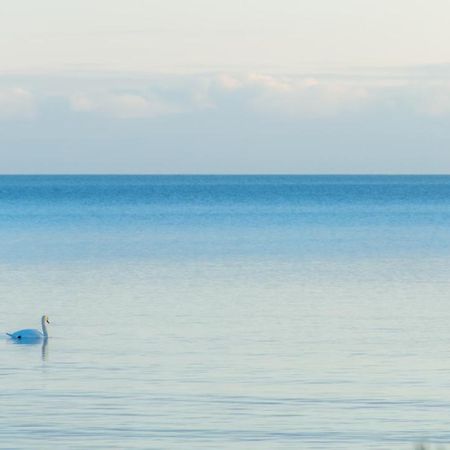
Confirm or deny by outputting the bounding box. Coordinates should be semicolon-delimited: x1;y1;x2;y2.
3;70;450;121
0;69;449;173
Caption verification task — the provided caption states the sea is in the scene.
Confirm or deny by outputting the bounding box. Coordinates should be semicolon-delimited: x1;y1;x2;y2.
1;175;450;449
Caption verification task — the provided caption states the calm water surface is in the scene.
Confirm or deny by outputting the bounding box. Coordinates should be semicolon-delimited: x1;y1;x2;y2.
1;175;450;449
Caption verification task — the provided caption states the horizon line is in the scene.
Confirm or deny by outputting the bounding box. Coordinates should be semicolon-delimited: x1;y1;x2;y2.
0;173;449;177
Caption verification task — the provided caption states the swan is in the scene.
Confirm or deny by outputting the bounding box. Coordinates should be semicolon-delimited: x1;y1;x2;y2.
7;315;50;341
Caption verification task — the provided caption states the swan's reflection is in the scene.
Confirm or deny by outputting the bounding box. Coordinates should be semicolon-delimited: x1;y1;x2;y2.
41;338;48;361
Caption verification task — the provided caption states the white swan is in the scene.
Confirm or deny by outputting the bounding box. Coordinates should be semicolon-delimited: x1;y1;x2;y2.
7;315;50;341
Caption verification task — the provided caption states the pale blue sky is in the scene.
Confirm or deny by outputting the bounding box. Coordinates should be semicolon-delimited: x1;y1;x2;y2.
1;0;450;173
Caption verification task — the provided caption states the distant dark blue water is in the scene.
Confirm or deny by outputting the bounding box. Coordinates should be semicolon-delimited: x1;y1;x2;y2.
1;176;450;449
1;175;450;262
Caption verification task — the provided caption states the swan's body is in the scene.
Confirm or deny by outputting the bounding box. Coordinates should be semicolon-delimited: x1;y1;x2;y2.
7;315;49;341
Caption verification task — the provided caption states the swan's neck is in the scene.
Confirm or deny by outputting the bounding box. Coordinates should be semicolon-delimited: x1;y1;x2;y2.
41;318;48;337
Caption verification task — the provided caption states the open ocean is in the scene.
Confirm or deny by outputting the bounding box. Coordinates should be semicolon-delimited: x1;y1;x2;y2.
1;175;450;449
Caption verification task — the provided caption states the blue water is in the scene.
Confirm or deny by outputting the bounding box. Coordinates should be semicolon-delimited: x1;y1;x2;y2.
1;175;450;449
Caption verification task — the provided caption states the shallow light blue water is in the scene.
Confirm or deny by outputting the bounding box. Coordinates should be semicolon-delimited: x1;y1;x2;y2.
1;175;450;449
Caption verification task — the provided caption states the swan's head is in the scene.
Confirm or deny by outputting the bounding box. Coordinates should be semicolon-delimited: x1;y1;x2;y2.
41;315;50;325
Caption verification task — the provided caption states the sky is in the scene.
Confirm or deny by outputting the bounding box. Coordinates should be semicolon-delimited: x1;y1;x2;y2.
1;0;450;173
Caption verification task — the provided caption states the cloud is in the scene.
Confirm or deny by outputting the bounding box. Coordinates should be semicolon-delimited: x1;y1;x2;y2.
70;93;182;118
4;69;450;122
211;73;376;118
216;74;243;91
0;88;35;119
240;74;371;117
210;72;450;118
70;94;95;112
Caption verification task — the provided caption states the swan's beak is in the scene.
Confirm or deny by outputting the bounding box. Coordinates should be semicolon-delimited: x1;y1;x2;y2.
46;318;50;324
